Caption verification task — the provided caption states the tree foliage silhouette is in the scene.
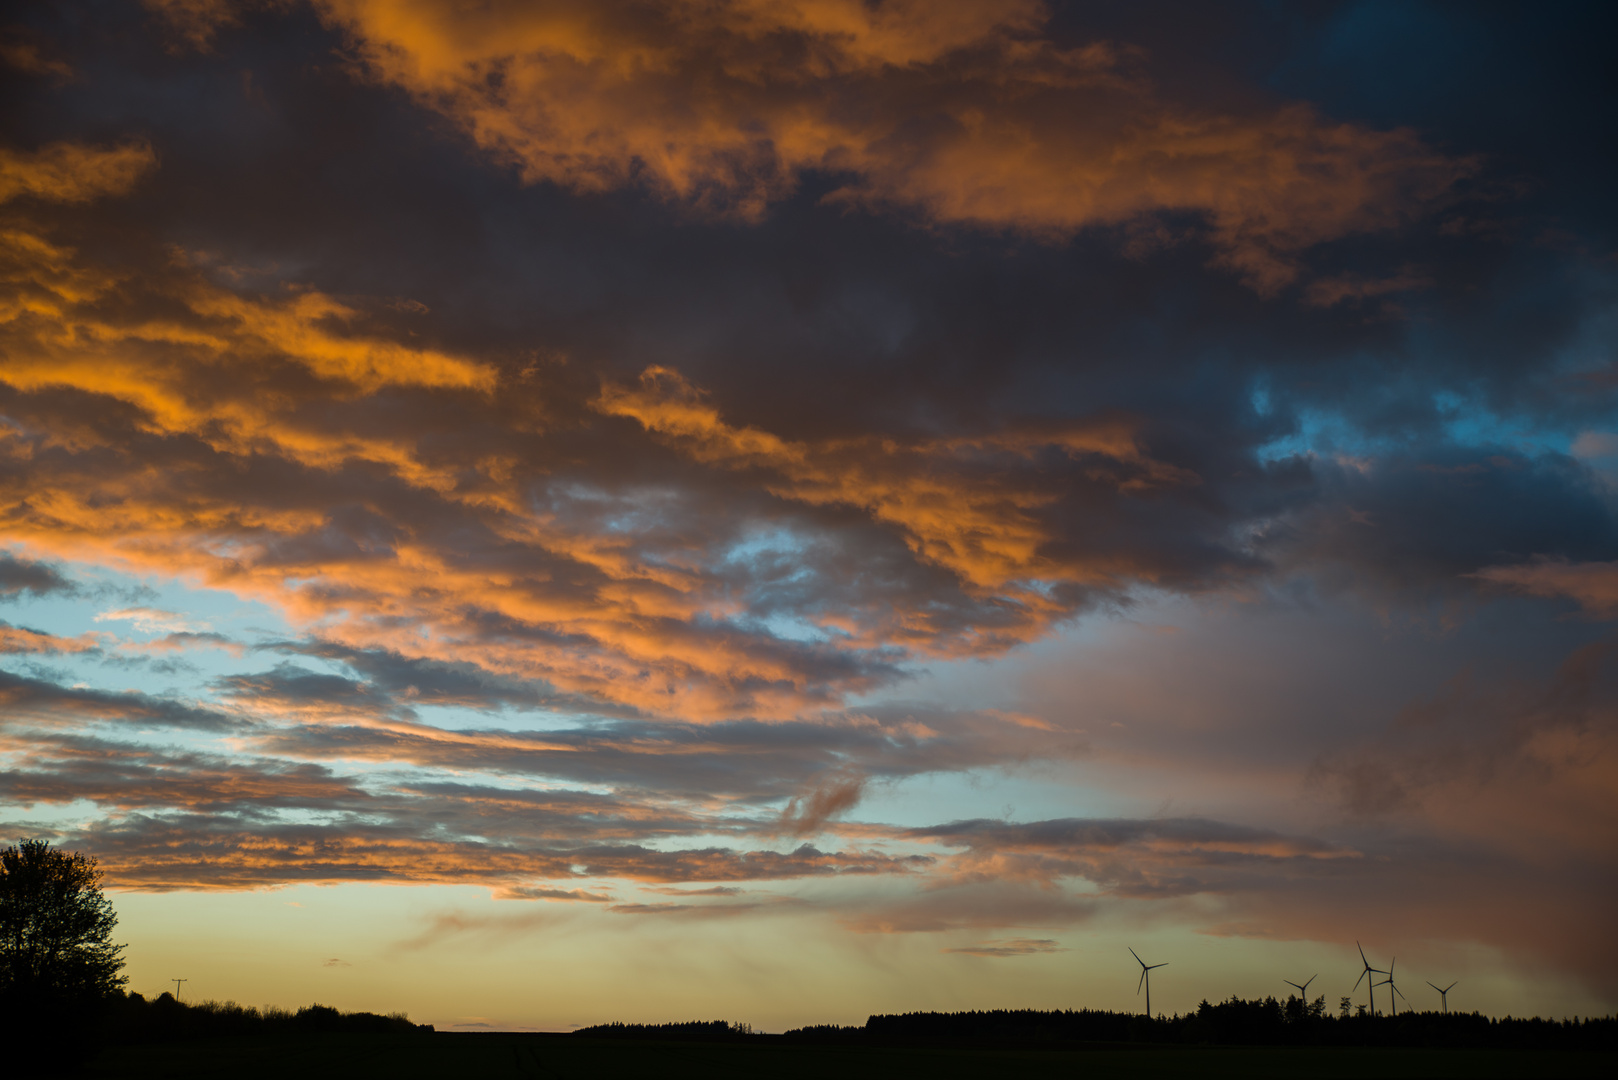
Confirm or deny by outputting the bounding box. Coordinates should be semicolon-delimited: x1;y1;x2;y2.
0;839;126;1003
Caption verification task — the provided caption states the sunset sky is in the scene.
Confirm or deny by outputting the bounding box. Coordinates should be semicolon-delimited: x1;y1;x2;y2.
2;0;1616;1031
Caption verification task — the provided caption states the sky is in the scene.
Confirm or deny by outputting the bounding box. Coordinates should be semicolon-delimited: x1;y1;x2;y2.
2;0;1616;1032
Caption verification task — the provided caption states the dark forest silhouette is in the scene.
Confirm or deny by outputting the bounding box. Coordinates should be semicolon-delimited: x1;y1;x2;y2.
776;1000;1617;1050
103;992;434;1044
572;1020;753;1039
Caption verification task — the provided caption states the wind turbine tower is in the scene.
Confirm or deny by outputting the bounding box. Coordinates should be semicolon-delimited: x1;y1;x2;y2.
1352;943;1387;1018
1427;980;1457;1014
1129;947;1168;1018
1376;956;1408;1016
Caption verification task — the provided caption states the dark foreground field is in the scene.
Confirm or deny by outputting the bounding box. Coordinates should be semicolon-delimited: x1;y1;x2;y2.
77;1032;1614;1078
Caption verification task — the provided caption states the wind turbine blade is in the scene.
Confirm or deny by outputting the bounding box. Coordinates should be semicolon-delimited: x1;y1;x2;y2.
1444;982;1457;993
1149;963;1168;970
1427;982;1441;992
1138;968;1146;994
1129;947;1144;966
1357;941;1369;966
1389;957;1396;975
1393;984;1407;1001
1304;976;1316;990
1353;970;1367;991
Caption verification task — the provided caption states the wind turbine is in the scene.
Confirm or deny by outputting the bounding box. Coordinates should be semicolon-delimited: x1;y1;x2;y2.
1283;974;1316;1005
1352;942;1387;1017
1427;980;1457;1014
1129;947;1168;1018
1375;956;1408;1016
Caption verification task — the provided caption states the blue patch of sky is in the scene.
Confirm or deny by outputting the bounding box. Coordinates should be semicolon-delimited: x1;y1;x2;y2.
719;525;836;643
1252;384;1585;465
0;557;294;695
756;612;831;644
540;481;684;538
852;769;1117;833
0;798;109;831
722;525;812;567
403;701;591;733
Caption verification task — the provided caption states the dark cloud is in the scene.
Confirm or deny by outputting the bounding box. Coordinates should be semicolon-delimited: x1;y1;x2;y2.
0;553;76;599
908;816;1350;897
0;668;242;730
40;813;932;891
247;707;1083;801
502;886;614;903
1261;448;1618;603
777;770;865;838
215;662;416;721
0;733;370;814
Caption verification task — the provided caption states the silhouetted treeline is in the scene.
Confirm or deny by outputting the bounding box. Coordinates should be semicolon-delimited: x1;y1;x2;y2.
781;997;1618;1050
572;1020;754;1039
5;990;432;1074
100;991;433;1045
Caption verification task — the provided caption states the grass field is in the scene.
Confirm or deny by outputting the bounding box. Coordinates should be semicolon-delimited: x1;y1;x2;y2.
76;1032;1615;1078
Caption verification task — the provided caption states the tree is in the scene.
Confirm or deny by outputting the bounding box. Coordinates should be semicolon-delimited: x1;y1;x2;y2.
0;839;126;1003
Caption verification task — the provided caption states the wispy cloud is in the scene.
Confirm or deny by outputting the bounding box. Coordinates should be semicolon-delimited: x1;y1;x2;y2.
95;607;211;635
943;938;1068;958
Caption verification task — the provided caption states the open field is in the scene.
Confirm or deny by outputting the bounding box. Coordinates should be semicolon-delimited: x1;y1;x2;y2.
77;1033;1616;1078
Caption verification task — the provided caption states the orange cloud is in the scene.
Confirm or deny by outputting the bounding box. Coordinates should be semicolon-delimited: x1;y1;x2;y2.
303;0;1469;291
0;141;155;204
1;187;1218;721
74;826;928;891
1;234;494;426
599;365;1200;625
0;621;100;654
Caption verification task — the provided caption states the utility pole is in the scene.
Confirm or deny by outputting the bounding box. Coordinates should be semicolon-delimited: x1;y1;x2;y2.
172;978;187;1002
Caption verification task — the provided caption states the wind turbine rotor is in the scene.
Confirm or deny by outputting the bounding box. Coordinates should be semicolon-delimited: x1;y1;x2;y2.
1284;975;1318;998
